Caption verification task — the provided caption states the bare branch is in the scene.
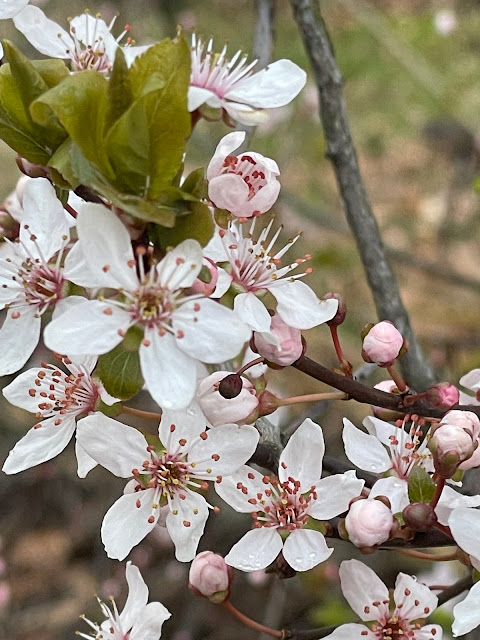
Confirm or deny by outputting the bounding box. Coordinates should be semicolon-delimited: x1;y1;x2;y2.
289;0;436;391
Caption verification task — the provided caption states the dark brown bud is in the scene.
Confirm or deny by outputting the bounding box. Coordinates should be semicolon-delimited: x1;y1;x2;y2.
402;502;437;532
218;374;243;399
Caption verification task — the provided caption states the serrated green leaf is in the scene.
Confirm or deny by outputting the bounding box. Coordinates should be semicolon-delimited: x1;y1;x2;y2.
407;466;436;504
156;200;214;247
31;70;114;180
96;343;144;401
107;47;134;128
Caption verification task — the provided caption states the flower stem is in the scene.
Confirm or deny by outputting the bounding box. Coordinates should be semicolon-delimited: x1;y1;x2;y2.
396;548;458;562
386;365;408;393
222;600;284;639
121;406;162;421
278;391;349;406
329;325;352;377
429;476;446;510
237;357;265;376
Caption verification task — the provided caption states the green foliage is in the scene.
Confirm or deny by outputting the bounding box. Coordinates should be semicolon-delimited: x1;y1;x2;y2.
28;35;193;228
407;466;436;504
0;40;68;163
96;342;144;401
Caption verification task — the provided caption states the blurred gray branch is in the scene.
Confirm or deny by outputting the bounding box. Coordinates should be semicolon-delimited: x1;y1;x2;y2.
289;0;437;391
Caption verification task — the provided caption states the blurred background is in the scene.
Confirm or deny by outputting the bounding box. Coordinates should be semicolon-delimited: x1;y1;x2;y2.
1;0;479;638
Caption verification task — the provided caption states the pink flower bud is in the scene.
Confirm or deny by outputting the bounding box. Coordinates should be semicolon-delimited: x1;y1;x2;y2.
197;371;259;426
429;412;480;476
361;321;404;367
345;498;393;548
206;132;281;219
426;383;459;410
189;551;232;603
252;314;304;366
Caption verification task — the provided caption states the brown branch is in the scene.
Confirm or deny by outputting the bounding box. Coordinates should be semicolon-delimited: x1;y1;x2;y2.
292;354;480;419
289;0;436;391
437;575;472;607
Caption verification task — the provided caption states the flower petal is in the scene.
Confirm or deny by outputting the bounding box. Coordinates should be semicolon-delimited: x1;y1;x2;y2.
76;414;149;477
69;14;118;60
2;415;76;474
435;485;480;526
226;60;307;108
73;203;139;290
159;401;206;451
206;131;246;180
75;436;98;478
188;86;217;112
174;298;250;363
392;573;438;622
342;418;391;473
339;559;390;622
308;471;365;520
449;507;480;558
13;5;73;57
102;489;158;560
21;178;69;260
44;299;131;355
0;0;29;19
279;418;324;487
156;239;203;290
0;308;40;375
208;174;250;214
130;601;171;640
222;101;269;126
369;476;409;514
140;330;197;410
282;529;332;571
119;562;149;631
166;490;209;561
215;465;265;513
321;624;376;640
272;280;338;330
233;292;271;333
415;626;443;640
225;527;283;571
188;424;259;476
3;366;47;412
452;581;480;636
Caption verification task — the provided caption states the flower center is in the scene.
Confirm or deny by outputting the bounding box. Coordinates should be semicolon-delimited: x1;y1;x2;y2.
130;285;176;329
389;416;432;480
223;155;267;200
28;359;99;424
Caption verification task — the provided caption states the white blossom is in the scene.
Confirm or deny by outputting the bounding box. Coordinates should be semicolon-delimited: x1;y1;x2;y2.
216;419;364;572
188;34;306;125
13;6;149;73
2;355;116;476
0;178;71;375
43;204;251;410
204;218;338;335
79;562;170;640
76;406;259;561
324;559;442;640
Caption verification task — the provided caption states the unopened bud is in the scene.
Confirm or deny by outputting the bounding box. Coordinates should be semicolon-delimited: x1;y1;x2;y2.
322;292;347;327
197;371;259;427
426;383;459;410
252;314;304;367
218;374;243;399
190;259;219;297
361;321;404;367
189;551;232;603
403;502;437;532
344;498;394;549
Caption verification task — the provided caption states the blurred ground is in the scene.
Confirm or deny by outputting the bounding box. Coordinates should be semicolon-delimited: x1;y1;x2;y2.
0;0;479;638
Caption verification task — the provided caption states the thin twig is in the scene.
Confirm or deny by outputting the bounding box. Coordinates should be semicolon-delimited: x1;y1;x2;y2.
437;575;473;607
289;0;436;391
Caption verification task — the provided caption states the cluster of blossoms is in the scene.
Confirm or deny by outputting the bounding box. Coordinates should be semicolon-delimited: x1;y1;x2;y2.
0;3;480;639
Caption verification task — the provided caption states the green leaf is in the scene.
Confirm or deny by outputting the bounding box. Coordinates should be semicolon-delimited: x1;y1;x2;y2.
2;40;48;114
156;200;214;247
96;343;144;401
181;167;207;199
0;103;50;164
31;59;69;88
31;70;114;180
106;47;134;128
407;466;436;504
48;138;81;189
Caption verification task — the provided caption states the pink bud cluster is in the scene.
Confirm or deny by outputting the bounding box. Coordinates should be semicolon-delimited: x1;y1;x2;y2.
429;410;480;477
